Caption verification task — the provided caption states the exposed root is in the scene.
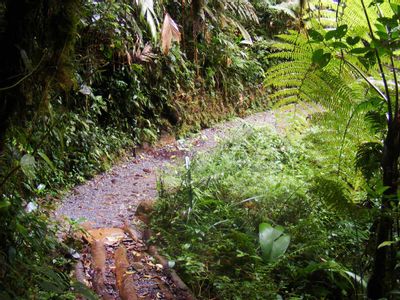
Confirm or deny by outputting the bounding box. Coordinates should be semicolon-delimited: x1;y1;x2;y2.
91;240;113;300
115;245;139;300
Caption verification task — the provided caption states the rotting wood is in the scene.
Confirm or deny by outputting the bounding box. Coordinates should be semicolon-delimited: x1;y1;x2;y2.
135;200;155;224
85;227;125;244
148;246;196;300
91;240;113;300
115;246;139;300
122;221;141;242
154;276;175;300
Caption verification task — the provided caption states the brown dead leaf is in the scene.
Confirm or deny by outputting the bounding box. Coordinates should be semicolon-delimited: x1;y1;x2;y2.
84;228;125;245
161;13;181;55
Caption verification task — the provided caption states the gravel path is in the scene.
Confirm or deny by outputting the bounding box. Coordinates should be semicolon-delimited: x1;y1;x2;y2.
55;111;286;228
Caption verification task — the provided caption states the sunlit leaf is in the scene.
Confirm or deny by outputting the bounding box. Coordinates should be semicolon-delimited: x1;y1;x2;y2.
38;151;56;171
259;223;290;262
20;154;36;179
378;240;397;249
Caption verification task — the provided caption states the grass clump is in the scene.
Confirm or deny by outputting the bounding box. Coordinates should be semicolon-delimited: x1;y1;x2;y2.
151;122;372;299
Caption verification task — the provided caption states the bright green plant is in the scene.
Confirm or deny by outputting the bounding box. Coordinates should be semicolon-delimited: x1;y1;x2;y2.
152;124;371;299
259;222;290;262
266;0;400;297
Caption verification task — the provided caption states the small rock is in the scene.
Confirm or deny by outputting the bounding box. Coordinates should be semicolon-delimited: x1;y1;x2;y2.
132;262;145;271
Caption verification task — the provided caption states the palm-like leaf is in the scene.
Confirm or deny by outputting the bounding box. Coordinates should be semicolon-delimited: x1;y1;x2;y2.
161;13;181;55
200;0;259;43
134;0;159;40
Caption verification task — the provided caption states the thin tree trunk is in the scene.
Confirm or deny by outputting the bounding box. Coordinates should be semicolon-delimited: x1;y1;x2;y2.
191;0;204;72
368;121;400;299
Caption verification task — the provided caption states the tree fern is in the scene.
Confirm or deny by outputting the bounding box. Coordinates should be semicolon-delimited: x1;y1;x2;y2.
266;0;400;296
266;33;364;119
265;0;399;126
355;141;383;182
310;175;355;214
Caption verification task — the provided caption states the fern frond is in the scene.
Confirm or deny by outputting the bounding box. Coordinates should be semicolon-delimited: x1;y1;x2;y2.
310;176;356;212
224;0;258;23
364;110;387;135
355;142;383;181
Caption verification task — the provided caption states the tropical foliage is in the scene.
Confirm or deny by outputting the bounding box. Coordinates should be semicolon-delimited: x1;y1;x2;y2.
266;0;400;297
1;0;400;298
0;0;283;298
151;121;372;299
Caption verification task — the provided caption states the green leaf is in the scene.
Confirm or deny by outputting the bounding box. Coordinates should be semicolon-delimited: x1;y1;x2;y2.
39;281;66;294
312;49;331;68
346;36;360;46
376;17;398;31
390;4;400;16
38;151;56;172
325;30;336;41
20;154;36;179
308;29;324;41
335;25;348;39
354;97;385;114
350;47;369;54
259;223;290;262
357;50;376;70
332;41;348;49
71;282;98;300
378;240;397;249
325;25;348;40
16;222;28;236
375;23;389;40
270;234;290;261
259;223;275;259
370;0;384;7
0;199;11;210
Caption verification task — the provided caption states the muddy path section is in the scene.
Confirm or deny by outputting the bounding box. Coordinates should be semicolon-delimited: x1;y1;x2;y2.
76;226;194;300
55;111;280;228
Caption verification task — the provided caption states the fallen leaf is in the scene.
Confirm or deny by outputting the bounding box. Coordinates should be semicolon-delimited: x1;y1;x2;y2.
125;271;135;275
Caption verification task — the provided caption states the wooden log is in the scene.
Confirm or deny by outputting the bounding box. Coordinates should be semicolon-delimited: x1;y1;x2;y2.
122;221;141;242
135;200;155;225
91;240;113;300
115;246;138;300
147;245;196;300
154;277;175;300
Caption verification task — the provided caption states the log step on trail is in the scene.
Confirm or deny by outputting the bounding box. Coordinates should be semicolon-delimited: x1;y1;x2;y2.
75;222;195;300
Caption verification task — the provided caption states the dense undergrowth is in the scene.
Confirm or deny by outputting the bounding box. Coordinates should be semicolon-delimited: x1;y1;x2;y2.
2;0;398;298
0;0;291;298
151;110;376;299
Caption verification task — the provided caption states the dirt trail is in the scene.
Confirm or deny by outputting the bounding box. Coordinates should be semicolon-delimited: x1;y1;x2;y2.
54;110;305;299
55;111;278;228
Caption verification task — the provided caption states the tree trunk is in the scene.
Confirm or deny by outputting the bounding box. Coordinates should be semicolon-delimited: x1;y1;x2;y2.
0;0;79;150
367;121;400;299
190;0;204;69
